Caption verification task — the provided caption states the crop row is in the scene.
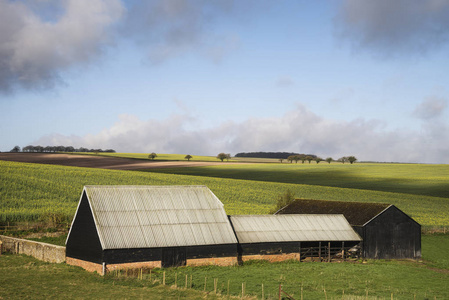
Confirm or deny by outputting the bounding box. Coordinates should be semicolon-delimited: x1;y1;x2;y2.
1;160;448;225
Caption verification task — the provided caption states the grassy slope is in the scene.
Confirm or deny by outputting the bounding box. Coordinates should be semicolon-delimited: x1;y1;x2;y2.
0;254;221;300
1;160;448;225
147;163;449;199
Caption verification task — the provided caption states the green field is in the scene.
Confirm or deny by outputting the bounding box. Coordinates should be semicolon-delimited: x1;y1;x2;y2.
1;160;449;225
147;163;449;199
1;156;449;299
1;234;449;299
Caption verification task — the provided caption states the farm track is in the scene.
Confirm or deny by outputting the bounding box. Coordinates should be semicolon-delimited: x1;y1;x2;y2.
0;153;226;170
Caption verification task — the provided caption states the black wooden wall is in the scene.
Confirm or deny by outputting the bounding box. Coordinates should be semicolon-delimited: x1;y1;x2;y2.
362;206;421;259
66;192;103;263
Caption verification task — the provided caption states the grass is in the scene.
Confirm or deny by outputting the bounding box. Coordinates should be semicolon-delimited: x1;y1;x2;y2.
0;254;221;299
422;234;449;270
146;163;449;199
1;160;449;226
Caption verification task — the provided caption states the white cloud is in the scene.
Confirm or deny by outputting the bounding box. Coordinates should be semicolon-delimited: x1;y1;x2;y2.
35;105;449;164
335;0;449;57
0;0;124;92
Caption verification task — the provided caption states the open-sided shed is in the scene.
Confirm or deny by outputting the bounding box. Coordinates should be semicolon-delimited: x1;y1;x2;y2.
66;185;238;274
275;199;421;259
229;215;361;262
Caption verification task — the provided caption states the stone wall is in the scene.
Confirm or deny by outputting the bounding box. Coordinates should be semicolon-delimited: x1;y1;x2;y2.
0;235;66;263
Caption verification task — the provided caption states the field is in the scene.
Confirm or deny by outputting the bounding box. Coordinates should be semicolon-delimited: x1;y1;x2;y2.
78;152;233;162
1;155;449;298
1;160;449;226
1;235;448;299
147;163;449;199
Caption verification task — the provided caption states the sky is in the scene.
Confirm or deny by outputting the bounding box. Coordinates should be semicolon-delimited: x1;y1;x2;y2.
1;0;449;164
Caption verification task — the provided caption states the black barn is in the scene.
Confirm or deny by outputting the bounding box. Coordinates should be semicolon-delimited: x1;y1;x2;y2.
276;199;421;259
66;186;238;274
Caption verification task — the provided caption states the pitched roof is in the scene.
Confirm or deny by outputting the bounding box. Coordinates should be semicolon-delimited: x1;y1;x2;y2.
229;215;361;244
275;199;391;226
78;185;238;250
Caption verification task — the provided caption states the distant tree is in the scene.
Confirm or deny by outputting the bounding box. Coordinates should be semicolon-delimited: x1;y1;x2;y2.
279;158;284;163
315;157;323;164
270;189;296;214
287;155;295;163
347;156;357;164
325;157;333;164
301;156;307;164
217;153;227;162
306;156;313;164
338;156;348;164
226;153;231;162
185;154;193;161
10;146;21;152
148;153;157;160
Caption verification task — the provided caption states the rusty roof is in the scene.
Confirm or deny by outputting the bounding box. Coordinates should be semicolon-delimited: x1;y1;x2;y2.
275;199;391;226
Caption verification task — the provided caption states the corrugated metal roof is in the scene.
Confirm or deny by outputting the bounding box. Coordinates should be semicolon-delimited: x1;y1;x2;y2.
83;185;238;250
229;215;361;244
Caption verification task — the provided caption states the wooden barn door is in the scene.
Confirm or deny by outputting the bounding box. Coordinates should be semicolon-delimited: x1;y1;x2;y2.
162;247;186;268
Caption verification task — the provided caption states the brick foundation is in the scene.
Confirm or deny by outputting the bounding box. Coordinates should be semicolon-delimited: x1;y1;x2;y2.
66;257;104;274
241;253;300;263
187;256;238;267
66;257;162;275
106;260;162;272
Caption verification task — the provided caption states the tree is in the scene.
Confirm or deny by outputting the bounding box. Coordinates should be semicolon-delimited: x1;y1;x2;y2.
10;146;21;152
338;156;348;164
287;155;295;163
217;153;227;162
315;157;323;164
306;156;313;164
279;158;284;163
270;189;296;214
226;153;231;162
185;154;193;161
148;153;157;160
325;157;333;164
347;156;357;164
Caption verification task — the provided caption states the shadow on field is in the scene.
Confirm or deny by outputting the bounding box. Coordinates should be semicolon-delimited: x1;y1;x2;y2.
144;167;449;199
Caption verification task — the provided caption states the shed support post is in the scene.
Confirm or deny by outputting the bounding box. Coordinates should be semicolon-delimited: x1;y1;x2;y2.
298;242;301;262
328;242;331;262
319;242;321;262
342;242;345;261
102;262;106;276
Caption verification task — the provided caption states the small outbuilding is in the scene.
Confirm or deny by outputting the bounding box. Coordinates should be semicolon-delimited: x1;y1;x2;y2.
275;199;421;259
66;185;239;274
229;214;361;262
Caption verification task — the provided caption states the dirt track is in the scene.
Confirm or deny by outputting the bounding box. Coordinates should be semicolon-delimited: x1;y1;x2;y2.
0;153;225;170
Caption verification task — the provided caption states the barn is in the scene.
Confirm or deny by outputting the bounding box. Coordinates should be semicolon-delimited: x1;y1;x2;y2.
275;199;421;259
66;185;239;274
229;215;361;262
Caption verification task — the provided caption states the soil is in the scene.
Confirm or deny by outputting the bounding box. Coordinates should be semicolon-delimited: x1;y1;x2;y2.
0;153;225;170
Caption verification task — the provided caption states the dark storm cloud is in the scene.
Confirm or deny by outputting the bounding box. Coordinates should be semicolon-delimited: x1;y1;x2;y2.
0;0;124;93
413;96;447;120
121;0;256;63
335;0;449;57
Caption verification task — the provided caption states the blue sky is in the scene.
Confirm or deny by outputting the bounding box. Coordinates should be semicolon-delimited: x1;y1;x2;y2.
1;0;449;163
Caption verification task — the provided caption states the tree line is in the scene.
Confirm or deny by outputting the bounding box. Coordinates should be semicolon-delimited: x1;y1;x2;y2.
283;155;357;164
235;152;317;159
9;145;116;153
